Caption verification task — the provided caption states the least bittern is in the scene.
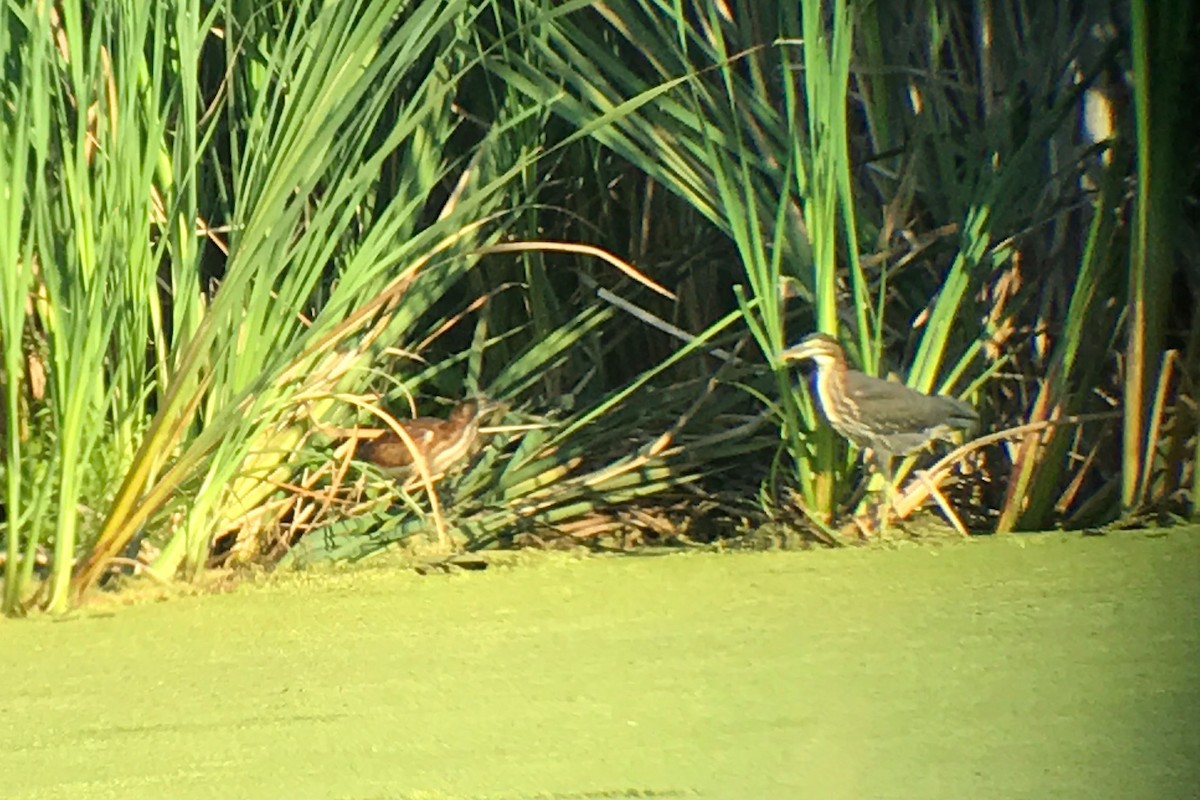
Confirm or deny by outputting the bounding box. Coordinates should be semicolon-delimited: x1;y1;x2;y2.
359;398;506;487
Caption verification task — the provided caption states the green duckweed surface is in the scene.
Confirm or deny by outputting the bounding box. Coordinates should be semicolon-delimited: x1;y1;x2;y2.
3;529;1198;800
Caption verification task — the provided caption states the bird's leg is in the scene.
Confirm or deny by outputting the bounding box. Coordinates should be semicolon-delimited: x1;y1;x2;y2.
841;453;873;516
872;451;897;537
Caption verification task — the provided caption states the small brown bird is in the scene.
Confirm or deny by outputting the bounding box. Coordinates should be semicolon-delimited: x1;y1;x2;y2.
358;399;505;485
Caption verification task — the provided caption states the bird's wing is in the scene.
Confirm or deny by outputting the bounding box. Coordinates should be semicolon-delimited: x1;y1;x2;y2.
394;419;443;446
358;438;414;469
844;373;976;435
359;418;444;469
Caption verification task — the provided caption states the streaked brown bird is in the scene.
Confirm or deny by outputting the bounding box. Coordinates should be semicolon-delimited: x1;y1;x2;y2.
358;398;505;485
780;333;978;486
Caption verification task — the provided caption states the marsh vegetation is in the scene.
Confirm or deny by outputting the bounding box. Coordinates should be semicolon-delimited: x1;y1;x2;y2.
1;1;1196;614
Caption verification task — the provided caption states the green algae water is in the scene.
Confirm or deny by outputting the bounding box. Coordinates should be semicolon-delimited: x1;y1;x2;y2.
3;529;1198;800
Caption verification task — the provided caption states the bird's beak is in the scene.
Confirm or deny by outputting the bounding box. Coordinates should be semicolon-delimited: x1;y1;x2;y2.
474;397;509;418
778;345;805;363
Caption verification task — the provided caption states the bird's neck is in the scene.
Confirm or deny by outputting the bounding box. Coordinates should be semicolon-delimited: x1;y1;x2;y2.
811;365;838;419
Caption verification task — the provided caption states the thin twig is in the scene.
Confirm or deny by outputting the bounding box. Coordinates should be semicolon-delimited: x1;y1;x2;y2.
894;410;1122;519
911;471;970;537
